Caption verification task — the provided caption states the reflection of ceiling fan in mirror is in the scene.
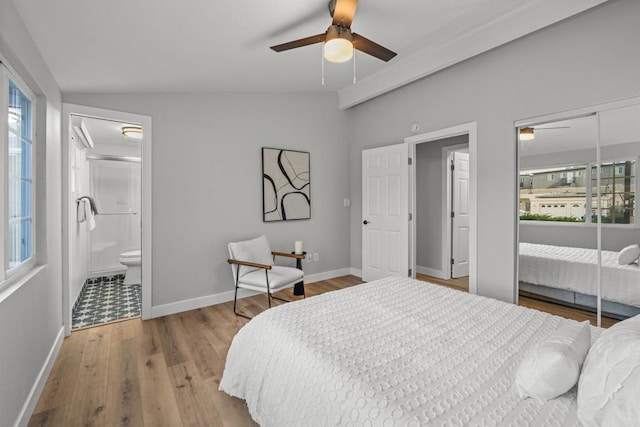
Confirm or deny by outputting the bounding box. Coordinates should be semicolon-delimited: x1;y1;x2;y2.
270;0;397;63
519;126;570;141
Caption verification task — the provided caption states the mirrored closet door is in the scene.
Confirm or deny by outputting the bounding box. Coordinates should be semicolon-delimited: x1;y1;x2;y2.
517;98;640;326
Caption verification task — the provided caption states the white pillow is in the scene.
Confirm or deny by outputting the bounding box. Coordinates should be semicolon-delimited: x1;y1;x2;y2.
617;244;640;265
577;314;640;427
514;320;591;400
229;235;273;277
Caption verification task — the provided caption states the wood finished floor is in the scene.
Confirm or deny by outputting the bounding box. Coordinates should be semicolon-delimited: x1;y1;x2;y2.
29;276;363;427
31;274;617;426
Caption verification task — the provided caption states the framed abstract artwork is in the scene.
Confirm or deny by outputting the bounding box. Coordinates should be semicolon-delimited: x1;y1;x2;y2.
262;148;311;222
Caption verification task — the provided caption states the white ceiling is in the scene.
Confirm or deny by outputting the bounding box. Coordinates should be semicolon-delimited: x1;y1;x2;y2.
83;116;140;146
12;0;607;103
71;115;142;154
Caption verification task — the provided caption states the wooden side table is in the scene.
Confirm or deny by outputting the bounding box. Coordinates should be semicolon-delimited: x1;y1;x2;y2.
291;251;306;297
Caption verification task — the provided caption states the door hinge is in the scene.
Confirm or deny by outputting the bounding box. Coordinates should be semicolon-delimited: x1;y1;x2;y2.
408;213;412;221
408;157;412;165
451;258;455;265
408;268;412;277
451;211;455;218
451;163;455;171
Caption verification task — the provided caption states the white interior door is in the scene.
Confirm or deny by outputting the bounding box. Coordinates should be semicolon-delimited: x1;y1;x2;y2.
451;151;470;278
362;144;409;282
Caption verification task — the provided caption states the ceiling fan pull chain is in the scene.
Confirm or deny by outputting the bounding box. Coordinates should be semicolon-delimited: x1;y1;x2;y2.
353;47;357;84
321;45;325;86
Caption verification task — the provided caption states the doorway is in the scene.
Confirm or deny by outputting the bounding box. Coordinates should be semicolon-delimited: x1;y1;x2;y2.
62;104;152;336
407;122;477;294
413;138;469;280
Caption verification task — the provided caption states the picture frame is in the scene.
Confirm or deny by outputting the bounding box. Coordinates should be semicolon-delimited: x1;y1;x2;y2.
262;147;311;222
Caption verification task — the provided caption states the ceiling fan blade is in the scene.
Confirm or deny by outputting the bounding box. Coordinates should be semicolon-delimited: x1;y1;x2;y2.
331;0;358;28
352;33;397;62
270;33;326;52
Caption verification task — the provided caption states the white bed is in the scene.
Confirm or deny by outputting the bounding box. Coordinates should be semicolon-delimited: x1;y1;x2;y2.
519;242;640;308
220;276;601;426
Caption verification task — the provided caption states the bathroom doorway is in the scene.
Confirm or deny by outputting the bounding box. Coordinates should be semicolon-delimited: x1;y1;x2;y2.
61;104;152;335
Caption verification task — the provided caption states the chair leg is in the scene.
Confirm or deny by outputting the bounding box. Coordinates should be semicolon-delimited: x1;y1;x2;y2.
232;267;286;318
233;264;240;315
233;284;239;315
266;270;272;308
233;264;252;320
264;271;293;304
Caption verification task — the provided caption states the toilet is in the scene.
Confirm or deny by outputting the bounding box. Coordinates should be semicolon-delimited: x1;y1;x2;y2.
119;250;141;285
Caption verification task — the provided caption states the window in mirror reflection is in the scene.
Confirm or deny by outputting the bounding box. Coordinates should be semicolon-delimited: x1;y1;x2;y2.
520;159;636;225
520;165;587;222
591;160;635;224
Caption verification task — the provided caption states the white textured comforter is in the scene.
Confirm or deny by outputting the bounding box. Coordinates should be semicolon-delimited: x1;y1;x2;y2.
519;242;640;306
220;277;598;426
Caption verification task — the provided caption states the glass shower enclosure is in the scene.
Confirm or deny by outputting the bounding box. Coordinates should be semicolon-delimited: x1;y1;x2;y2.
88;156;141;275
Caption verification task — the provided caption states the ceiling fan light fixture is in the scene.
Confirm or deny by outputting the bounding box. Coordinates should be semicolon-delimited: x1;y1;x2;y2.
122;125;143;139
520;127;535;141
324;25;353;63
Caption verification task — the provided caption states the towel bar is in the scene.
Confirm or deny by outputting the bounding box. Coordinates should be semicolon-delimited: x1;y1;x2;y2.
98;212;138;215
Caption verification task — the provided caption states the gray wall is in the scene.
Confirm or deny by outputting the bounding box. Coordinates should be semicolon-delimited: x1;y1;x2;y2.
350;0;640;302
63;92;352;308
416;135;468;274
521;147;597;170
0;0;63;425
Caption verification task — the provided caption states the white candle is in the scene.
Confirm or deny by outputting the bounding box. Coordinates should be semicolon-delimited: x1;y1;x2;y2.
295;240;303;254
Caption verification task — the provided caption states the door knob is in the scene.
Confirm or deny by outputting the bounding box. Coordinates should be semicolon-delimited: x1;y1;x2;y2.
363;220;369;225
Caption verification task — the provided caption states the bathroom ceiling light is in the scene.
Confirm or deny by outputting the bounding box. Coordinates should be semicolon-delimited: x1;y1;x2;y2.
519;127;535;141
122;125;143;139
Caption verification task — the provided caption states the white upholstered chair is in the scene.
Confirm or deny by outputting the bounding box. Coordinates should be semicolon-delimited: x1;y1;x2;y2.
227;235;305;318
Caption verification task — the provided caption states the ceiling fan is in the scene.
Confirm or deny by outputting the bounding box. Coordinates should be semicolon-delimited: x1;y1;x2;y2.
519;126;570;141
270;0;397;63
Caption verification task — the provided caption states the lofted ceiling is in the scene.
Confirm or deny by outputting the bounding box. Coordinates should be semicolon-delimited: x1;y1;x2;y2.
12;0;608;106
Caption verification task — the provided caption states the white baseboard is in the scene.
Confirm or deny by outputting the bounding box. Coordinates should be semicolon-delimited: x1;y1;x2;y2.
417;265;445;279
15;326;64;427
71;277;85;310
150;268;353;318
350;268;362;278
304;268;351;284
150;288;261;318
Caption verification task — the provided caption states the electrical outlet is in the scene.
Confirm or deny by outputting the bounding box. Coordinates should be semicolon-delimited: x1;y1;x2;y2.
306;254;312;263
313;253;319;262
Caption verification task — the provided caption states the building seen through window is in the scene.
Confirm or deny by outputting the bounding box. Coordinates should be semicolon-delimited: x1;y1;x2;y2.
519;160;635;224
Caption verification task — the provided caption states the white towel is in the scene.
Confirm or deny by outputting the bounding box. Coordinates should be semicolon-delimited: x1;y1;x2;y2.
77;199;87;223
84;200;96;232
